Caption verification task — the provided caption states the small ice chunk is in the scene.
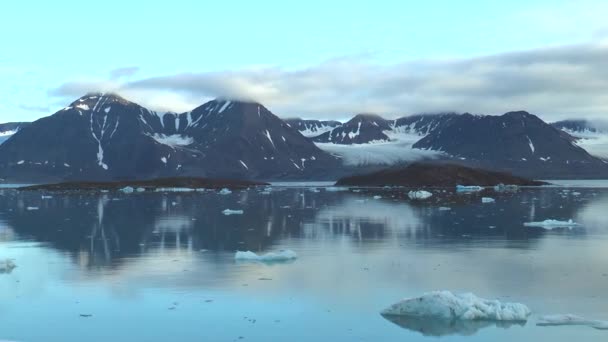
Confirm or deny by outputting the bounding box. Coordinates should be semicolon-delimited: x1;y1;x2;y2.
524;219;579;229
456;185;484;192
0;259;17;274
373;195;382;200
17;160;25;165
136;187;146;192
218;188;232;195
326;187;348;192
537;314;608;330
120;186;135;194
235;250;297;262
26;206;39;211
439;207;452;211
482;197;495;203
381;291;530;322
408;190;433;200
41;195;53;199
222;209;244;215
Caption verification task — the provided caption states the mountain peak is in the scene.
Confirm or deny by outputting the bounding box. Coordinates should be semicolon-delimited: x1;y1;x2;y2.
68;93;136;111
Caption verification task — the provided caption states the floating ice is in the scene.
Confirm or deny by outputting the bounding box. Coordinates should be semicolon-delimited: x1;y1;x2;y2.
218;188;232;195
222;209;244;215
381;291;531;322
235;250;297;262
26;206;39;211
325;187;348;192
0;259;17;274
136;187;146;192
120;186;134;194
524;219;579;229
155;187;196;193
408;190;433;200
439;207;452;211
373;195;382;199
494;184;519;192
537;314;608;330
482;197;495;203
41;195;53;199
456;185;484;192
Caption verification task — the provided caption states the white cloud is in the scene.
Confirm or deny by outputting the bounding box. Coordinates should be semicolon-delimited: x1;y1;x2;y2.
48;42;608;121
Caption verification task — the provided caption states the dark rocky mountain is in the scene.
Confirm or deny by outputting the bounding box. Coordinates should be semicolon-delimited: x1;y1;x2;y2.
0;94;340;183
313;114;392;144
391;113;459;136
412;111;608;178
336;162;547;187
0;122;30;144
284;118;342;137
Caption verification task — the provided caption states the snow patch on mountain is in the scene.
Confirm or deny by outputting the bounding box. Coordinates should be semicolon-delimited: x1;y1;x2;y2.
151;134;194;147
562;129;608;159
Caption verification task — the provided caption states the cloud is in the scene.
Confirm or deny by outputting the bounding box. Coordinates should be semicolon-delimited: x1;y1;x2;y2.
48;42;608;121
109;66;140;80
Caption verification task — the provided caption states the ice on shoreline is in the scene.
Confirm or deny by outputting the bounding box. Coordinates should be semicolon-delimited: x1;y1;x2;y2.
235;250;297;262
524;219;579;229
381;291;531;322
408;190;433;200
537;314;608;330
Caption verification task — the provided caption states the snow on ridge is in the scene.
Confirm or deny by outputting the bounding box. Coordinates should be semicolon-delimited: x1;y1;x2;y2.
0;129;17;137
526;136;535;154
151;134;194;147
218;101;232;113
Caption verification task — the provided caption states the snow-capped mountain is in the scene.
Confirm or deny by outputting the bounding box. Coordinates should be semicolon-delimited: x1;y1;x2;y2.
0;122;30;145
313;114;392;144
0;94;340;182
284;118;342;137
552;119;608;159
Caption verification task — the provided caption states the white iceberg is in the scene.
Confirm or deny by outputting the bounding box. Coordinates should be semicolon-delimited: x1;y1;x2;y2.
0;259;17;274
456;185;484;192
408;190;433;200
235;250;297;262
524;219;579;229
218;188;232;195
482;197;495;203
222;209;244;215
381;291;531;322
120;186;134;194
537;314;608;330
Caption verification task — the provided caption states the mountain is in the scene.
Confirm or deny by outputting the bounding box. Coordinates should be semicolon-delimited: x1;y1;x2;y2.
392;113;459;136
284;118;342;137
0;94;340;183
0;122;30;145
551;119;608;159
412;111;608;178
313;114;392;144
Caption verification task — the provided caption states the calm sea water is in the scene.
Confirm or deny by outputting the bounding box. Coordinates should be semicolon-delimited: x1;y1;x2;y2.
1;184;608;341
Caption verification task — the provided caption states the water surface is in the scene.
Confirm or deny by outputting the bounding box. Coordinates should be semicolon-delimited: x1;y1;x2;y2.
1;185;607;341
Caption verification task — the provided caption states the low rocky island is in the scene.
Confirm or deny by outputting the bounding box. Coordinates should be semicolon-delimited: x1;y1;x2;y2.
335;163;548;187
20;177;268;192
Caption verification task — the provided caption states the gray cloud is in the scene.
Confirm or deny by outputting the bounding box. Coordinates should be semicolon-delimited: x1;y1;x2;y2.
49;42;608;121
109;66;140;80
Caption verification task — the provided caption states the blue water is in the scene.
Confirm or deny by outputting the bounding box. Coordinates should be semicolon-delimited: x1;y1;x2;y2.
1;185;608;341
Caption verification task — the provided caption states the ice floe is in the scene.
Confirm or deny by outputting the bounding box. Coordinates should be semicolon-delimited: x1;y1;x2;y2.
482;197;495;203
456;185;484;192
381;291;531;322
408;190;433;200
0;259;17;274
120;186;134;194
222;209;244;215
234;250;297;262
524;219;579;229
218;188;232;195
537;314;608;330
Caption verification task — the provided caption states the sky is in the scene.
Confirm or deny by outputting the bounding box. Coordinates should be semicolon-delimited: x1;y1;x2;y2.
1;0;608;122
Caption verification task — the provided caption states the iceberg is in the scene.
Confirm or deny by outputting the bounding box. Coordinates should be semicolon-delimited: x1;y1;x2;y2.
524;219;579;229
222;209;244;215
26;206;39;211
456;185;484;192
235;250;297;262
119;186;134;194
373;195;382;200
218;188;232;195
0;259;17;274
325;187;348;192
381;291;530;322
482;197;495;203
408;190;433;200
493;184;519;192
537;314;608;330
136;187;146;192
